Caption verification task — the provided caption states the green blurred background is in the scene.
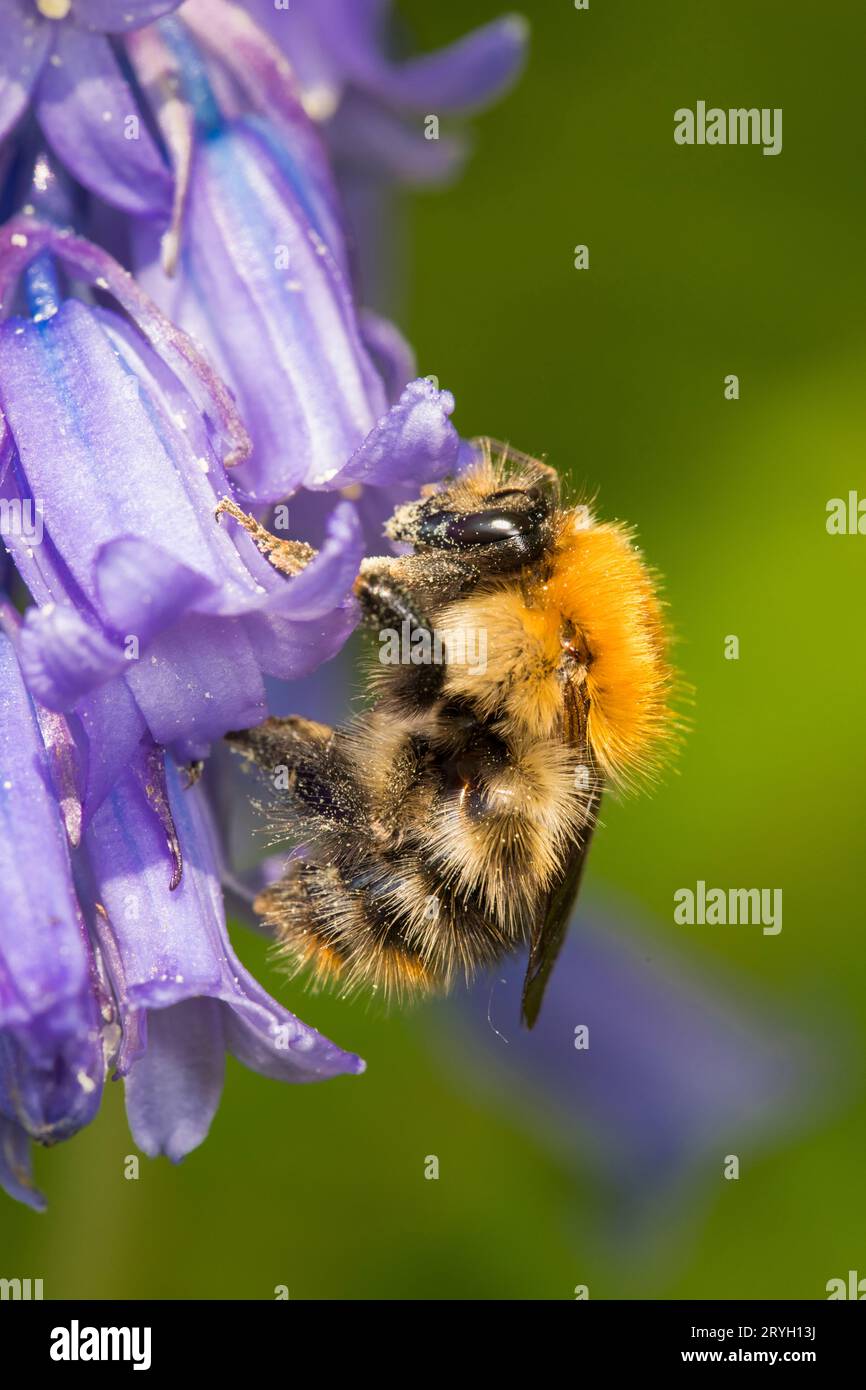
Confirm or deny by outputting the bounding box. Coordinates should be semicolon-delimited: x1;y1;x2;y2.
4;0;865;1298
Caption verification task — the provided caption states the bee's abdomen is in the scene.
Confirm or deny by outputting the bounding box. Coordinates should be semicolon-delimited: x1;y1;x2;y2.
255;834;523;1003
251;708;588;1005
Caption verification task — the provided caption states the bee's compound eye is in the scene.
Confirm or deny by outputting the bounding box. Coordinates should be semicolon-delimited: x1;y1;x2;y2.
418;503;544;550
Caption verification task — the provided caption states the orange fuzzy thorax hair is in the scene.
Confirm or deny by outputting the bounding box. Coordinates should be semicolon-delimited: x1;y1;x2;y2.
437;506;675;790
544;514;674;786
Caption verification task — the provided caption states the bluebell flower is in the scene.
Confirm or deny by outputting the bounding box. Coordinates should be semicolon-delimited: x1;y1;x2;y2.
135;112;462;503
235;0;528;304
0;2;529;1209
0;627;363;1208
0;216;365;769
242;0;529;184
0;213;371;1205
126;10;465;503
0;630;103;1213
0;101;444;1212
1;1;528;212
84;752;365;1160
0;1;181;215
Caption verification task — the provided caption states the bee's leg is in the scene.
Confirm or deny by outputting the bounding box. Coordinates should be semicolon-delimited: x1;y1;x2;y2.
354;558;433;632
225;716;364;827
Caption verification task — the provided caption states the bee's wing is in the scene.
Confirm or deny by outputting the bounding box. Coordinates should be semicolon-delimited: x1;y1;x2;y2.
520;789;600;1028
521;679;600;1028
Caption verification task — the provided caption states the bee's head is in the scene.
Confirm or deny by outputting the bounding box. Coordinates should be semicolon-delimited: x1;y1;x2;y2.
386;441;558;573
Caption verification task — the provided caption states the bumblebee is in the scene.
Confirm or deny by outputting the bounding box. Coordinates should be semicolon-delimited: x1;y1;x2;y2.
225;441;675;1026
